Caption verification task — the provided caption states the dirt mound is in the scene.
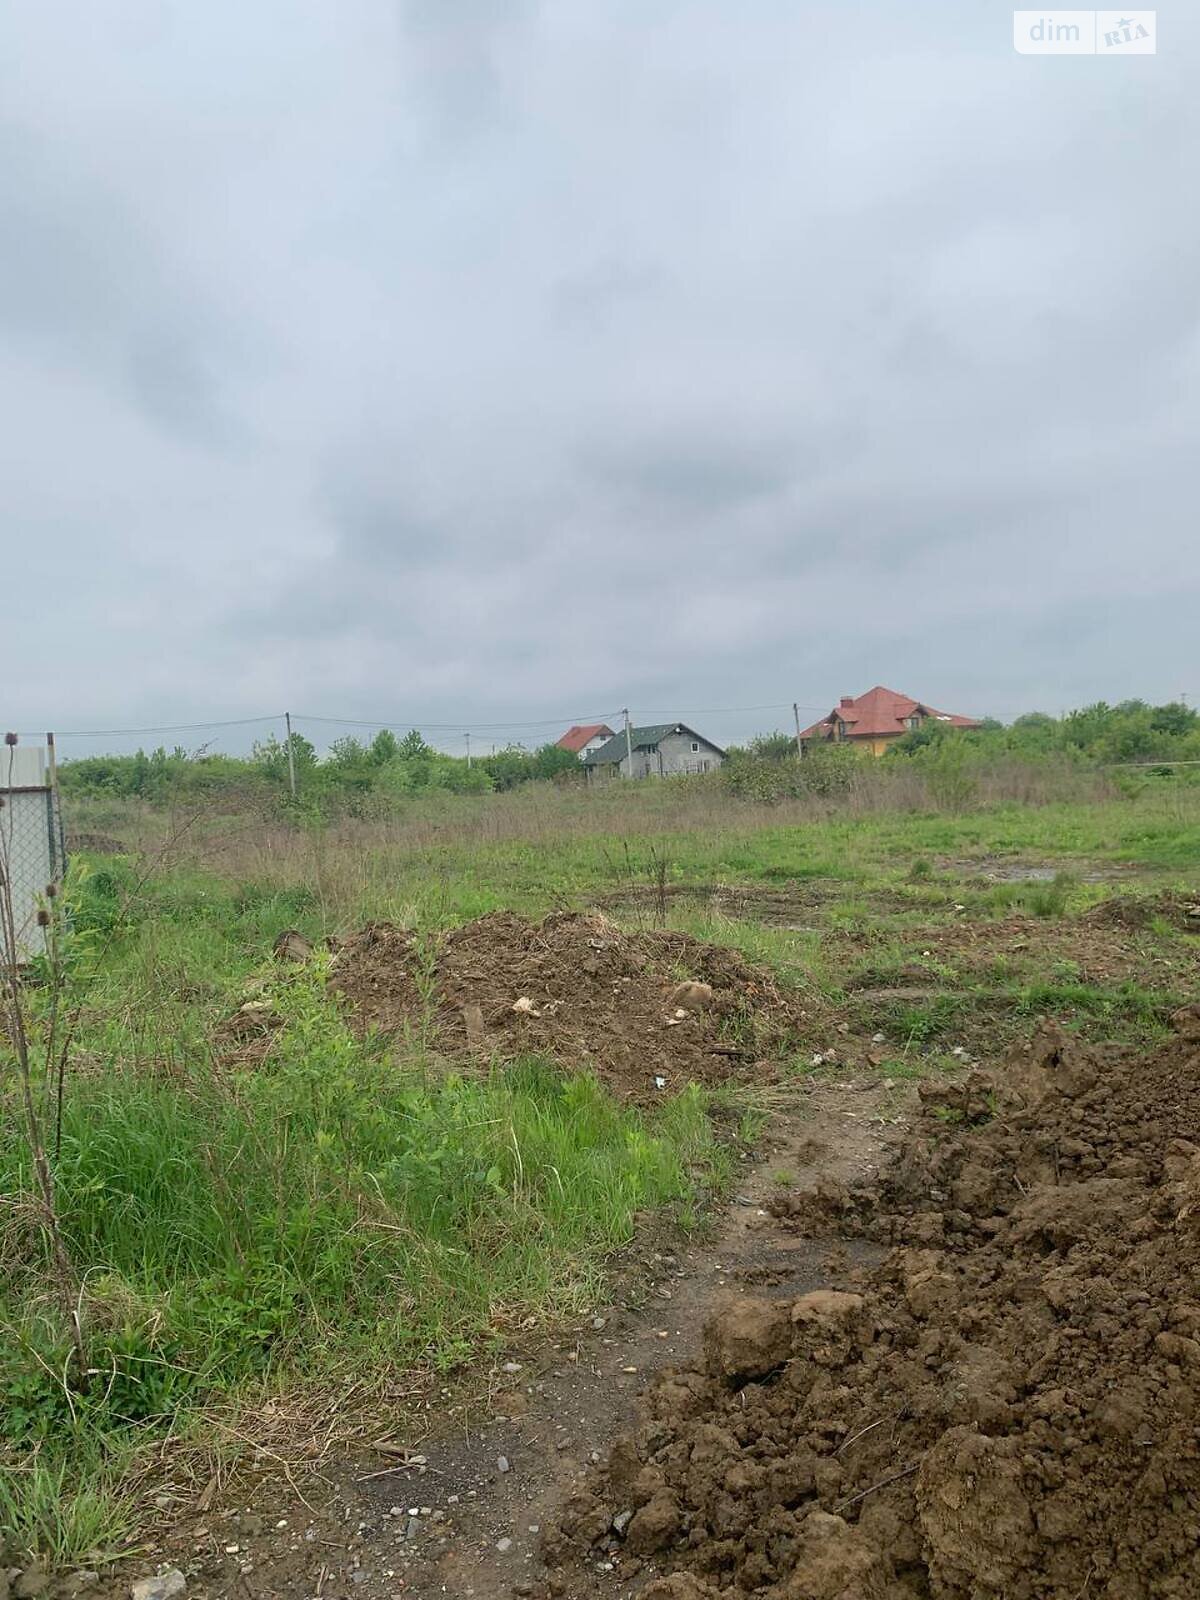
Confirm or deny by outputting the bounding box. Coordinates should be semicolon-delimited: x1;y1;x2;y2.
1081;890;1200;931
546;1016;1200;1596
328;910;797;1099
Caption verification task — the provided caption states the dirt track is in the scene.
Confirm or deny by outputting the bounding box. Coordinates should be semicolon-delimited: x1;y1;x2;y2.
111;1079;904;1600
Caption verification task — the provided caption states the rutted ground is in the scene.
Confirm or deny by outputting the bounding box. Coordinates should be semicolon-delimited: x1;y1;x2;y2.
548;1013;1200;1599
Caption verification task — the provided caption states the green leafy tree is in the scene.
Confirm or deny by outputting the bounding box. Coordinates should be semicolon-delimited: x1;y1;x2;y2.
327;736;368;769
397;729;432;761
481;745;533;792
531;743;582;781
368;729;400;766
1150;701;1198;737
252;732;317;783
886;719;955;756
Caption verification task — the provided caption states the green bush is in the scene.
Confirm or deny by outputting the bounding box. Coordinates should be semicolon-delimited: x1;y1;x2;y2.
721;741;860;802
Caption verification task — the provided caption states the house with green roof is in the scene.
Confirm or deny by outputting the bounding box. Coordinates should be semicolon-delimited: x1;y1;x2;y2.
582;722;725;779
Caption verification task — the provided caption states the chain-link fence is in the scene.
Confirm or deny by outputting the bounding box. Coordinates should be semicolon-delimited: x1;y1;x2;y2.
0;744;67;965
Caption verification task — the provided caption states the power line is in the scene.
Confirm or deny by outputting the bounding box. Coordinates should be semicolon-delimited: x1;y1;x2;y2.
298;703;832;731
294;710;625;733
17;714;282;738
637;702;827;717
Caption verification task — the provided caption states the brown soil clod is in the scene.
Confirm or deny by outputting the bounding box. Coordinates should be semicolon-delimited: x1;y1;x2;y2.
671;980;717;1013
272;928;314;963
547;1014;1200;1597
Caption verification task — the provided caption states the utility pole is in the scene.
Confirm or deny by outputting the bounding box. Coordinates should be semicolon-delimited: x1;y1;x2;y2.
623;707;633;778
793;702;803;760
47;732;65;878
465;732;472;769
284;711;297;799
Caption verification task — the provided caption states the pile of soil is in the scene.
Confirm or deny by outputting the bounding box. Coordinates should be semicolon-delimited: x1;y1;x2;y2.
1080;891;1200;933
328;911;798;1100
545;1013;1200;1597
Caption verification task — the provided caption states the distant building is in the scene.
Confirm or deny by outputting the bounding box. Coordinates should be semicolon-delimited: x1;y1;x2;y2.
799;686;980;757
556;723;617;759
583;723;725;779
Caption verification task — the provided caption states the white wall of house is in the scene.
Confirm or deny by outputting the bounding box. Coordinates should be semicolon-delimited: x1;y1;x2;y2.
588;727;724;779
650;728;723;776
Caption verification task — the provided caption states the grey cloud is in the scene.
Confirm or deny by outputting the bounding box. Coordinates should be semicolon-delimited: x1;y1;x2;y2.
320;480;444;564
551;259;666;326
398;0;537;143
0;128;247;446
2;2;1199;745
124;325;242;449
581;427;803;514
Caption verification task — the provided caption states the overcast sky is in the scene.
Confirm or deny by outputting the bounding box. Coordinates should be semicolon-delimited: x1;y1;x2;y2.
2;3;1196;755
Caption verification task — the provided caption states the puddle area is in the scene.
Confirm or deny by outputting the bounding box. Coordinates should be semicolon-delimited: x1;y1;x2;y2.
597;882;916;929
596;862;1147;931
936;858;1141;884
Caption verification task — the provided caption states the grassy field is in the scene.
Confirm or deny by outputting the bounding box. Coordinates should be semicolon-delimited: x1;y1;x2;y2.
2;777;1199;1565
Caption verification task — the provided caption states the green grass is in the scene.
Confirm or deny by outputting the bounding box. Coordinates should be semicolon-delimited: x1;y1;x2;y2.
0;953;726;1563
1008;978;1174;1041
856;976;1180;1051
977;871;1077;918
0;1457;132;1568
90;788;1200;934
873;993;971;1049
873;1050;965;1082
5;781;1200;1564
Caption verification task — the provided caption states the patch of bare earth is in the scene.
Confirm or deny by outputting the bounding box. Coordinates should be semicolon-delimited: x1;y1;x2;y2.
837;904;1196;990
597;884;917;930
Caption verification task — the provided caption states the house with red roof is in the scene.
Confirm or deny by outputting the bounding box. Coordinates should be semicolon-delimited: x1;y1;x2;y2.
556;722;616;759
798;687;980;757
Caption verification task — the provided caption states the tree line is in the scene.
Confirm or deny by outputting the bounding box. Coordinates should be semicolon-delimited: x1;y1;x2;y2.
56;699;1200;812
58;727;581;809
719;700;1200;800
